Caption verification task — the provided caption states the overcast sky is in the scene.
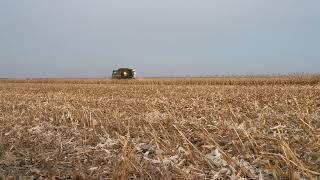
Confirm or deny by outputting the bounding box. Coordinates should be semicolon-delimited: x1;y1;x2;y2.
0;0;319;78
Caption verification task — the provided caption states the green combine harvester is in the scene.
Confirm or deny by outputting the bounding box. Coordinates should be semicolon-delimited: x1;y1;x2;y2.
112;68;136;79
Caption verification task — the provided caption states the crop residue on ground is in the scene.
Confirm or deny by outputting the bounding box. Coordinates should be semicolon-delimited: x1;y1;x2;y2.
0;76;319;179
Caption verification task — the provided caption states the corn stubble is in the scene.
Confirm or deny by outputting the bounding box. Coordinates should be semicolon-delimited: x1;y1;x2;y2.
0;76;319;179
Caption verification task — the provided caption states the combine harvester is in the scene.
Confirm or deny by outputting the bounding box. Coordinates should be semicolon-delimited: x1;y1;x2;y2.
112;68;136;79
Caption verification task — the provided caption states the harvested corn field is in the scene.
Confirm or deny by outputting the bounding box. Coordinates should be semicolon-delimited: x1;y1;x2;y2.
0;76;320;179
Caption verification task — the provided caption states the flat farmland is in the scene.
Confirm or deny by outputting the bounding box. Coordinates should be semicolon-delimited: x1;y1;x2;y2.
0;76;320;179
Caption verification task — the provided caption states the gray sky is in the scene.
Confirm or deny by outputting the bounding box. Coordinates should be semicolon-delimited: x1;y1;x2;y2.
0;0;319;78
